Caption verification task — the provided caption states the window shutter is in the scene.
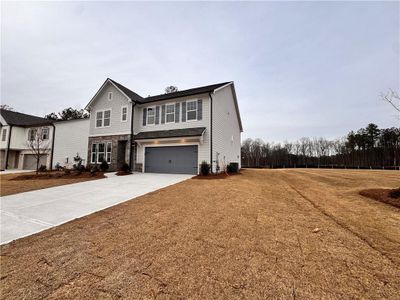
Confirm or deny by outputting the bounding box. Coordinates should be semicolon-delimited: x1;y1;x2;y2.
197;99;203;120
155;106;160;124
175;103;180;123
142;108;147;126
161;104;166;124
182;101;186;122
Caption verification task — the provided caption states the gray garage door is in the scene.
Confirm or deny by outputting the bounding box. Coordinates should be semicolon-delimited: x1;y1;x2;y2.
23;154;47;170
145;146;198;174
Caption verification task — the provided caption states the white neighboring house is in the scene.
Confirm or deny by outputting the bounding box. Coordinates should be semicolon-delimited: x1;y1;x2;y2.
52;118;90;169
0;109;89;170
85;78;243;174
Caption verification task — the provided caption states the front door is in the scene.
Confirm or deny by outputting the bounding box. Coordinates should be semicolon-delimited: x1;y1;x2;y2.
117;141;127;169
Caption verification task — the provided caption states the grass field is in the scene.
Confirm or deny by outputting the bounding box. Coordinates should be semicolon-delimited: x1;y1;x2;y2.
0;169;399;299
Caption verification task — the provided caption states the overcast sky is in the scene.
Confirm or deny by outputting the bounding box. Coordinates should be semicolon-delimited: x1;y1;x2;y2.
1;1;399;141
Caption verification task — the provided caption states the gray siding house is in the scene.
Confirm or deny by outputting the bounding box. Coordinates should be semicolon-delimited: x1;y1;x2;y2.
85;78;243;174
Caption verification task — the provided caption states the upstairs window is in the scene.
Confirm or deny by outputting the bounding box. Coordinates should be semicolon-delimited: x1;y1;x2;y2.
28;129;37;141
103;110;111;126
96;111;103;127
166;104;175;123
1;129;6;141
147;107;155;125
108;92;113;101
186;100;197;121
41;128;49;140
95;110;111;128
121;106;128;122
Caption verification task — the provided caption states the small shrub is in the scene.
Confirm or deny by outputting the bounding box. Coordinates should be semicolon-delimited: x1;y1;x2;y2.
64;168;71;175
54;162;63;171
90;166;98;176
227;162;239;173
200;161;210;176
100;160;109;172
389;188;400;199
119;162;131;173
73;154;84;173
38;165;47;172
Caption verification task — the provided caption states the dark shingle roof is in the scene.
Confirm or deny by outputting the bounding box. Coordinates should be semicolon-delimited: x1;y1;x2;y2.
0;109;52;127
108;78;144;102
141;82;231;103
134;127;206;140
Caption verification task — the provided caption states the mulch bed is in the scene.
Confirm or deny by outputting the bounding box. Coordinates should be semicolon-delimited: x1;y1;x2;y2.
359;188;400;209
194;172;241;180
115;171;133;176
11;171;105;181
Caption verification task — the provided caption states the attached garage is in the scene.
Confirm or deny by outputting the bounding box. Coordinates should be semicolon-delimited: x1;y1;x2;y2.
23;154;47;170
144;145;198;174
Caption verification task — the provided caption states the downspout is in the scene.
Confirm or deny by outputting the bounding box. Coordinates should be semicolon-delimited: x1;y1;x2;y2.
5;125;13;169
50;123;56;170
209;92;213;173
129;102;136;171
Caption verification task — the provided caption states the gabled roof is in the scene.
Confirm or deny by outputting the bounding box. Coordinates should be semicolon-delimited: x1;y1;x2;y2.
108;78;143;102
134;127;206;140
0;109;52;127
85;78;144;110
141;82;231;103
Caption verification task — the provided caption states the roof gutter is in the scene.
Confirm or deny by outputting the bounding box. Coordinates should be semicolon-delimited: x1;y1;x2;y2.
50;123;56;170
5;125;13;169
209;92;213;173
129;101;136;171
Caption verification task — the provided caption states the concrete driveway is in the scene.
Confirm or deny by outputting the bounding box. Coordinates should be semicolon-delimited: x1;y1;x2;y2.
0;173;192;244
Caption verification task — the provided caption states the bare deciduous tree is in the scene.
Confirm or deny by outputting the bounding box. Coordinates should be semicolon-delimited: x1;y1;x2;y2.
26;127;51;174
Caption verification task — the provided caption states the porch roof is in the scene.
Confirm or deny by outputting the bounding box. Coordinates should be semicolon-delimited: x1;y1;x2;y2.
134;127;206;140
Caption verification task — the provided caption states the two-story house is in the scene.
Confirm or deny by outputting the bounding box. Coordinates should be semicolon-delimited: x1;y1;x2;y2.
85;78;243;174
0;109;90;170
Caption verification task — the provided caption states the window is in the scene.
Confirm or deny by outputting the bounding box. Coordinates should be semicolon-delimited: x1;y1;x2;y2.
91;142;112;163
95;110;111;128
98;143;105;162
147;107;155;125
106;142;112;163
108;92;113;101
28;129;37;141
91;143;97;163
104;110;111;127
186;100;197;121
166;104;175;123
1;129;6;141
41;128;49;140
121;106;128;122
96;111;103;127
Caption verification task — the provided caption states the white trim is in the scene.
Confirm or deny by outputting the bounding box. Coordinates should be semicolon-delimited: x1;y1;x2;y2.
121;105;128;122
142;142;200;173
186;100;198;122
213;82;233;93
146;106;156;126
165;103;175;124
89;131;131;137
85;79;132;110
95;109;112;128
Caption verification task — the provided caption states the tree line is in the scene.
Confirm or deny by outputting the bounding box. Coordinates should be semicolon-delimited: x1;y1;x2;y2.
241;123;400;170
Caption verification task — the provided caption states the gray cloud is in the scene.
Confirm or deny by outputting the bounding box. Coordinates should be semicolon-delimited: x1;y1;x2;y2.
1;1;399;141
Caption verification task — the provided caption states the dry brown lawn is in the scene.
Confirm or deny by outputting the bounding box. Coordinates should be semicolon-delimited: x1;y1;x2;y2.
0;169;399;299
0;172;105;196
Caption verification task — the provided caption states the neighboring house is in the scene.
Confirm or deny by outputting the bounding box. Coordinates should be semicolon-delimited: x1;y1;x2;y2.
52;118;90;168
85;78;243;174
0;109;90;170
0;109;55;170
